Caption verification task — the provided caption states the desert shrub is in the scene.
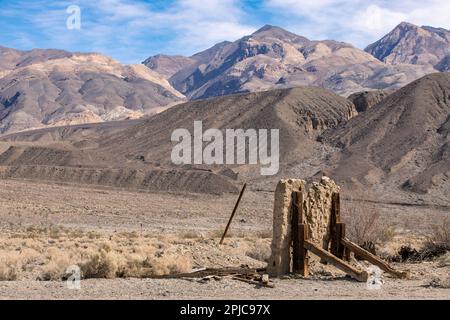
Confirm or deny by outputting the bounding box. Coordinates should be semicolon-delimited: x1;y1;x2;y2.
255;230;272;239
426;216;450;249
117;253;192;277
180;231;201;239
80;247;192;279
416;216;450;261
0;253;21;281
392;218;449;263
80;249;119;279
342;201;395;246
38;250;72;281
246;240;271;262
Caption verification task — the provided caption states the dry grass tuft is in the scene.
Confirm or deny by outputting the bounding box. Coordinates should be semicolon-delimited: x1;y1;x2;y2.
0;253;21;281
245;239;271;262
0;226;266;281
426;216;450;249
80;249;119;279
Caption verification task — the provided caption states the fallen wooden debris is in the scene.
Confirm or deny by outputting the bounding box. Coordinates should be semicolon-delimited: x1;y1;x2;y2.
232;274;275;288
151;267;265;279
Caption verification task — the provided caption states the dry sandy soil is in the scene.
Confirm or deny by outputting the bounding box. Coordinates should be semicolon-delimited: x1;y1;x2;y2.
0;179;448;300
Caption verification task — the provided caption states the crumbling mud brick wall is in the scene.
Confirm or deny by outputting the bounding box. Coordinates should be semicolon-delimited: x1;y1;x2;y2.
267;179;305;276
268;176;340;276
304;176;340;250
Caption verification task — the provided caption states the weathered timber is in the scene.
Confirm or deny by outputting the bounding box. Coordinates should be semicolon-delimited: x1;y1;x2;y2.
298;224;309;276
150;267;264;279
341;238;410;279
304;240;368;282
292;191;305;273
220;183;247;244
330;192;343;257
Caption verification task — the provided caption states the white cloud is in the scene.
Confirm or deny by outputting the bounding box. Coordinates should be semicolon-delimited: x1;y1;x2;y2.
10;0;256;62
85;0;256;55
3;0;449;62
265;0;450;48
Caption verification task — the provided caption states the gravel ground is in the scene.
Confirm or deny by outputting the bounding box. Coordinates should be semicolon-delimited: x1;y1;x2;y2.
0;179;449;300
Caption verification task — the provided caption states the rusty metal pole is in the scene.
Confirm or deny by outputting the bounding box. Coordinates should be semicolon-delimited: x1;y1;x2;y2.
220;183;247;245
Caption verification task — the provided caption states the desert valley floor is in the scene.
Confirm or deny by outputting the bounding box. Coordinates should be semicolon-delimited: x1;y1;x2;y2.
0;178;448;299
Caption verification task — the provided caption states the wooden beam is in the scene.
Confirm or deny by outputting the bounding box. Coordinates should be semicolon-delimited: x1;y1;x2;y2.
335;222;346;259
298;224;309;277
292;192;299;272
292;191;305;274
332;192;341;223
329;192;342;256
341;238;409;279
304;240;368;282
220;183;247;244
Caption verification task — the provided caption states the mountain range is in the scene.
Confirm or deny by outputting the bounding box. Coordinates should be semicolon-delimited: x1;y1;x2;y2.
0;21;449;135
0;48;185;134
1;72;449;205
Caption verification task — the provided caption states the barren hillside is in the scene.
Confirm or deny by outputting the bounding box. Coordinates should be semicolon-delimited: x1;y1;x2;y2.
162;25;435;99
365;22;450;71
322;73;450;201
0;50;185;134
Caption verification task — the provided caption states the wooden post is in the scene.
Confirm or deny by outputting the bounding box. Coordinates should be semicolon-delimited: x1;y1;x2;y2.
330;192;342;257
298;224;309;277
304;240;368;282
341;238;410;279
220;183;247;245
291;191;304;273
335;222;346;259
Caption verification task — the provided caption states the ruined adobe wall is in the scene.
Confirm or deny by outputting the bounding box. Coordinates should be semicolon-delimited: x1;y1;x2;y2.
304;176;340;250
267;179;305;276
267;176;340;276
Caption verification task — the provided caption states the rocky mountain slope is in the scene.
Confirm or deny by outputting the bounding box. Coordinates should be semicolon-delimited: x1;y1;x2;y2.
0;49;185;134
0;46;72;74
1;73;449;204
97;86;356;165
365;22;450;72
347;90;392;113
0;86;356;193
144;41;232;79
142;54;196;79
144;25;435;100
322;73;450;197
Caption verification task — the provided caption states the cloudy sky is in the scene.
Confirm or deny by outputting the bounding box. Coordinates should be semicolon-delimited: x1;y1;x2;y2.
0;0;449;64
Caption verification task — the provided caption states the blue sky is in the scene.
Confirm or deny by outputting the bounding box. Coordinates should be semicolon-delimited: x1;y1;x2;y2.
0;0;449;64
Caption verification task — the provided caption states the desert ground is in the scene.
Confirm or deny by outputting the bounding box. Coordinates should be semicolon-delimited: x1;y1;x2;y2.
0;178;448;300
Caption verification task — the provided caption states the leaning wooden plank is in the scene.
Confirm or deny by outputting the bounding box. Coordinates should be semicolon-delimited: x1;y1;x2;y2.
304;240;368;282
341;238;409;279
220;183;247;244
